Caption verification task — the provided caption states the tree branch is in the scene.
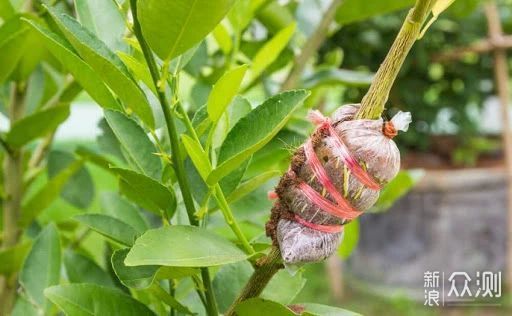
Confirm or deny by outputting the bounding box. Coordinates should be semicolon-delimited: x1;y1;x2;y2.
356;0;436;119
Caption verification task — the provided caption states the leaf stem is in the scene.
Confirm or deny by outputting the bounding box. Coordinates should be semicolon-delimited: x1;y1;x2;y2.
356;0;436;119
129;1;218;315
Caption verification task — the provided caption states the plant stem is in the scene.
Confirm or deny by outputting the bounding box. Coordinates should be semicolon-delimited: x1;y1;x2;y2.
129;1;218;315
280;0;344;91
225;247;282;316
0;82;26;316
356;0;436;119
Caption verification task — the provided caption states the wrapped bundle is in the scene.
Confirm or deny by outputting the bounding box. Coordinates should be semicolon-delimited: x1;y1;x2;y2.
266;104;411;265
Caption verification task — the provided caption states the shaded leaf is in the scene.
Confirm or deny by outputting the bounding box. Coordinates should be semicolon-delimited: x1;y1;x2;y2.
19;160;83;227
338;219;359;259
6;105;70;148
101;192;149;234
45;284;155;315
0;241;32;275
336;0;414;25
301;68;374;89
226;170;280;203
64;250;115;287
371;170;424;212
125;226;249;267
48;150;94;209
113;167;176;218
75;213;140;246
105;110;162;179
0;18;28;83
301;303;362;316
19;224;61;312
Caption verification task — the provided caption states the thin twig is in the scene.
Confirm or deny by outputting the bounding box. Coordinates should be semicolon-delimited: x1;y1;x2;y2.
281;0;344;91
432;35;512;62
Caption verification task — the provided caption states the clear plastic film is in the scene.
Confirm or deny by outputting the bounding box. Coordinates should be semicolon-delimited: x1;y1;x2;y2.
269;104;409;266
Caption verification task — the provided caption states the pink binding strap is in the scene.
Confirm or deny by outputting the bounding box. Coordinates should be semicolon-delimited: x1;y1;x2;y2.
309;110;381;190
294;214;343;234
298;180;361;221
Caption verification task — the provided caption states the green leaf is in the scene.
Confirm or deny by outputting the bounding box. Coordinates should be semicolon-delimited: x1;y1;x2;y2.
75;213;140;246
235;298;295;316
0;0;15;20
6;105;70;148
64;250;116;287
181;134;211;181
212;23;232;54
105;110;162;179
335;0;414;25
101;192;149;234
0;241;32;275
74;0;126;52
46;6;155;128
113;167;176;218
118;51;156;95
45;284;155;316
207;64;248;123
226;170;280;203
338;219;360;259
372;170;424;212
113;249;199;289
20;224;61;312
125;226;249;267
23;18;121;110
48;150;94;209
301;303;362;316
111;248;159;289
207;90;309;185
137;0;236;60
0;18;28;83
19;160;84;227
302;68;374;89
249;23;295;81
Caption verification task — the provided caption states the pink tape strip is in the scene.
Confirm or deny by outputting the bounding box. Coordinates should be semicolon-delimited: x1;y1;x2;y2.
294;214;343;234
298;182;361;220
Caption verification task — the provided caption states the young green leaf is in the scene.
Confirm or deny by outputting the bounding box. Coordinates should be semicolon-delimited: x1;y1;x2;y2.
19;160;84;227
45;284;155;316
371;170;424;212
207;64;248;123
0;241;32;275
46;6;155;128
75;213;140;246
235;298;296;316
226;170;280;203
249;23;296;82
23;19;121;110
137;0;236;60
125;226;249;267
212;23;232;54
64;250;116;287
48;150;95;209
207;90;309;185
101;192;149;234
74;0;126;52
181;134;211;181
105;110;162;180
117;51;156;95
113;167;176;218
0;19;28;83
19;224;61;313
5;105;70;148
